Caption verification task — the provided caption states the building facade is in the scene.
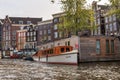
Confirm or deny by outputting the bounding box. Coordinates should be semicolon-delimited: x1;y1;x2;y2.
104;11;119;36
0;20;3;50
26;25;37;50
92;1;109;36
16;28;27;51
1;15;42;56
79;36;120;62
52;12;70;41
37;19;53;47
92;1;120;37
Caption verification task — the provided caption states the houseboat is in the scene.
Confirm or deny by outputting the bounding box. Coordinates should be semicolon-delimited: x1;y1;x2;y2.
33;46;78;65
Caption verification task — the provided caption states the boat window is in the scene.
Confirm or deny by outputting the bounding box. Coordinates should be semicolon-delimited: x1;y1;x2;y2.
42;52;45;55
44;51;47;55
50;49;53;54
48;50;50;54
66;48;70;52
47;50;49;54
61;48;64;53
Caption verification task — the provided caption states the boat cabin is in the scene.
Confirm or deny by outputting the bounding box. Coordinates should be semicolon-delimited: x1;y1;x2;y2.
33;46;73;57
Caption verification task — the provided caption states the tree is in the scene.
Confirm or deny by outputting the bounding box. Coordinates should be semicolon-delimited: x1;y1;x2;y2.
109;0;120;17
51;0;95;35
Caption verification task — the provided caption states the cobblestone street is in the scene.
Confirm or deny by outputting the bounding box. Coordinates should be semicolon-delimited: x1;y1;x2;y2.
0;59;120;80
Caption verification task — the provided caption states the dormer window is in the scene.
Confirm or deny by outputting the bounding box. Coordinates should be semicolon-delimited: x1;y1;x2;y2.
19;21;23;24
27;21;31;24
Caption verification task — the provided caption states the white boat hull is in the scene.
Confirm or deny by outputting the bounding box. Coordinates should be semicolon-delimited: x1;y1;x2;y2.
33;50;78;65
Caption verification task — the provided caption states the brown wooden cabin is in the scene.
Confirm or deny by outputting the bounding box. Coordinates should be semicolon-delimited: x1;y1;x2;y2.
33;46;73;57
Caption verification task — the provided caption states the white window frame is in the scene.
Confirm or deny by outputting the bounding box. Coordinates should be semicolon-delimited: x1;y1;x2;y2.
27;21;31;24
19;21;23;24
54;25;57;30
54;32;58;38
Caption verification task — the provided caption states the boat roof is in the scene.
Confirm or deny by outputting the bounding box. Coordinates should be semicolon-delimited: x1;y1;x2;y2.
61;50;78;54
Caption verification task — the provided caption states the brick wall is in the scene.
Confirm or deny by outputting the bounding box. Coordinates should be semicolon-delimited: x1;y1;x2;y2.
79;36;120;62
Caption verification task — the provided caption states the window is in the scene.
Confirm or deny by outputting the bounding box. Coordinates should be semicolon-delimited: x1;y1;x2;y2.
19;21;23;24
27;33;29;36
44;26;46;29
34;37;36;41
97;18;100;25
113;14;116;21
113;22;117;31
27;21;31;24
8;36;10;40
59;31;62;38
6;25;10;30
96;40;100;54
110;24;113;31
111;40;114;53
6;36;9;40
44;30;46;35
48;36;51;41
34;32;36;35
24;32;26;36
48;30;51;34
27;38;29;42
66;48;70;52
12;31;16;35
54;32;58;38
98;27;101;35
30;32;33;36
105;17;108;23
6;32;9;35
18;33;21;37
18;38;21;42
53;18;58;23
106;40;110;54
68;41;70;46
12;36;16;40
50;49;53;54
106;24;109;30
39;31;42;35
54;25;57;30
44;36;47;40
109;16;112;22
61;48;64;53
20;33;22;36
65;42;67;46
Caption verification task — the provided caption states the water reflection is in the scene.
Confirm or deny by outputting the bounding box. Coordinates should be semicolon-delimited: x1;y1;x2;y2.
76;62;120;80
0;60;120;80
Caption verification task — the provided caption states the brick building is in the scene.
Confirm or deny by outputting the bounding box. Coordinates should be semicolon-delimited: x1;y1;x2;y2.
16;28;27;51
0;20;3;50
92;1;120;36
26;25;37;50
1;15;42;57
37;19;53;47
92;1;109;36
52;12;70;41
104;9;119;36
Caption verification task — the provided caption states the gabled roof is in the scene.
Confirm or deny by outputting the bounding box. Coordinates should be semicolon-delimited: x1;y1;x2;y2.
0;19;4;23
0;19;3;25
98;5;110;10
37;19;52;25
52;12;65;18
9;17;42;24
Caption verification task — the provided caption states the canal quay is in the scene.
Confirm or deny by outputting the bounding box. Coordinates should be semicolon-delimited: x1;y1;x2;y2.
0;60;120;80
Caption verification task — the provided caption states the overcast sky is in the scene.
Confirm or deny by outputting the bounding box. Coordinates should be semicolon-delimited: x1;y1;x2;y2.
0;0;109;20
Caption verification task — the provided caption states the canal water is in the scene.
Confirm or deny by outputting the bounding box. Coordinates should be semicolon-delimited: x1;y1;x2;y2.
0;59;120;80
